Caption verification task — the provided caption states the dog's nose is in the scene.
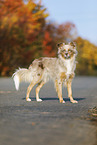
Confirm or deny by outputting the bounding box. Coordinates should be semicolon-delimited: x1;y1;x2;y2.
65;52;68;56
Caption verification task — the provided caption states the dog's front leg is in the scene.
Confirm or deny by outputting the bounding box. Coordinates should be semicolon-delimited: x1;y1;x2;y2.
67;80;78;103
55;80;65;103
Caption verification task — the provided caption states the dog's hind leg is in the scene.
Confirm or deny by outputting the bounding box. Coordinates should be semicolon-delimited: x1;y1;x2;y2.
26;81;35;102
36;81;45;102
26;74;43;102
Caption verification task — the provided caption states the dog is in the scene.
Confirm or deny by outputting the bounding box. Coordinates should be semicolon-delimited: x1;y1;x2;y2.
12;42;78;103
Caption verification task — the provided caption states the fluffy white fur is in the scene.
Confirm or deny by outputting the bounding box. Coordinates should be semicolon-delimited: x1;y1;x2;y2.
13;74;19;90
12;68;32;90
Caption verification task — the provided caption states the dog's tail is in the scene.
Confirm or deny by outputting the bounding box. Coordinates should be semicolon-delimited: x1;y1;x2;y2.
12;68;32;90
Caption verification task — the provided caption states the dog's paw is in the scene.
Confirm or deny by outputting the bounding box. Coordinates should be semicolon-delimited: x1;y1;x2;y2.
37;98;42;102
71;100;78;103
60;100;65;103
26;98;31;102
62;100;65;103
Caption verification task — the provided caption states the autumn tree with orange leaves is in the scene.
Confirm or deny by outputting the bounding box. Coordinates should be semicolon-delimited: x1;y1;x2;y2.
0;0;48;75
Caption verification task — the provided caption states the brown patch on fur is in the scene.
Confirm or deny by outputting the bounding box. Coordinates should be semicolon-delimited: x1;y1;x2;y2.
68;50;74;58
61;53;65;59
69;73;75;80
70;42;76;47
60;72;66;82
66;73;75;85
38;62;44;69
37;73;40;76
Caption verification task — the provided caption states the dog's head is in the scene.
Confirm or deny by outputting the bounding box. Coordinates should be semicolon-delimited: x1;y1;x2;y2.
57;42;77;60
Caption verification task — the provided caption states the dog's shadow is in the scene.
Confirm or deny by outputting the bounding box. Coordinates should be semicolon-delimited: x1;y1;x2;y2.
42;97;85;102
22;97;85;102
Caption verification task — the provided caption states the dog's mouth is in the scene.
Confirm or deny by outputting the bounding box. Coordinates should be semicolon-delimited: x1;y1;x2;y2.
64;53;71;59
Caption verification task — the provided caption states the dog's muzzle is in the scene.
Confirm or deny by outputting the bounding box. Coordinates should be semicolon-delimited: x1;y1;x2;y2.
64;52;70;59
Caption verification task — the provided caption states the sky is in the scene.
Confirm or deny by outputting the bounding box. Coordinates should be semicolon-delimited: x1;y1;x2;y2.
42;0;97;45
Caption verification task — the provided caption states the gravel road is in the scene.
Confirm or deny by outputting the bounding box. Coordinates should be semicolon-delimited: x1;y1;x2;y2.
0;77;97;145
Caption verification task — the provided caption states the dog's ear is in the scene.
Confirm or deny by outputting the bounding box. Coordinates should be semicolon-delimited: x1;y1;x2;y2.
57;42;65;48
70;42;77;55
69;42;76;48
57;42;65;55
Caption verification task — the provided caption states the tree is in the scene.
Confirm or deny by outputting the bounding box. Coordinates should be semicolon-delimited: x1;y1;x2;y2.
42;23;57;56
0;0;48;76
56;22;78;42
75;37;97;75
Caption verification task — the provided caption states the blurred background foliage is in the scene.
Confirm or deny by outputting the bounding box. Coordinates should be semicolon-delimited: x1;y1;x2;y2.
0;0;97;76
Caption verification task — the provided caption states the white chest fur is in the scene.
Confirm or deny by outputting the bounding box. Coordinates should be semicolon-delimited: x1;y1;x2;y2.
64;59;75;81
65;60;72;75
59;56;75;80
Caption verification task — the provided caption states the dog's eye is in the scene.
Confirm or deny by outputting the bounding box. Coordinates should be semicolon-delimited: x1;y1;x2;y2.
68;50;72;52
62;50;66;53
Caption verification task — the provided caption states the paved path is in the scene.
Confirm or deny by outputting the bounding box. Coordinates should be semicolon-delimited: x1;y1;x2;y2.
0;77;97;145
